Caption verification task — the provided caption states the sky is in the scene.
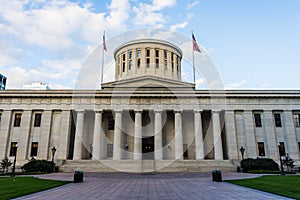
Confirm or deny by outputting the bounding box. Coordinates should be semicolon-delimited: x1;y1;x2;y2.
0;0;300;90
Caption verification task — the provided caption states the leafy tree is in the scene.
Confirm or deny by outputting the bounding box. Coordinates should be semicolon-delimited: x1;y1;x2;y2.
282;153;295;172
1;157;12;174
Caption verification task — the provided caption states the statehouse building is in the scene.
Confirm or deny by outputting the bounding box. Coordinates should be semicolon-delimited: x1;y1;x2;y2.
1;39;300;172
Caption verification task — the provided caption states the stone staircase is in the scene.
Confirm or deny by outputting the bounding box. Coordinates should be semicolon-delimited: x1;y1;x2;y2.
59;160;237;173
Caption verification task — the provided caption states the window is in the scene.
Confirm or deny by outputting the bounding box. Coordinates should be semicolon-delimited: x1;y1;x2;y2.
34;113;42;127
254;113;262;127
30;142;38;157
274;113;282;127
9;142;18;156
170;52;174;72
258;142;265;156
122;54;126;72
155;49;159;69
298;142;300;152
107;144;113;157
137;50;141;68
128;51;132;70
164;50;167;70
0;112;2;123
279;142;285;157
294;114;300;127
146;49;150;68
118;56;121;74
176;57;179;72
14;113;22;127
108;116;115;130
183;144;188;159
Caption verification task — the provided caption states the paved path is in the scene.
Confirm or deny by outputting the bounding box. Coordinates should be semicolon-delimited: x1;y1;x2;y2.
15;172;292;200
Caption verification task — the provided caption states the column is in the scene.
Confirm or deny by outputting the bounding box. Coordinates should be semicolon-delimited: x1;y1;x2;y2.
113;110;122;160
263;110;278;159
17;110;32;160
0;110;12;159
92;110;103;160
39;110;52;160
194;110;204;160
73;110;84;160
212;110;223;160
155;110;163;160
244;110;257;158
58;110;71;160
174;110;183;160
133;110;142;160
283;110;299;159
224;111;238;159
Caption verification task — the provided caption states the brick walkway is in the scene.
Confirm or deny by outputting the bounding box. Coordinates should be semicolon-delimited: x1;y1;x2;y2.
14;172;291;200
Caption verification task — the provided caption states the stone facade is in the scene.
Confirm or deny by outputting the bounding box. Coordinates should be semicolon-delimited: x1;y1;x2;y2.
1;39;300;172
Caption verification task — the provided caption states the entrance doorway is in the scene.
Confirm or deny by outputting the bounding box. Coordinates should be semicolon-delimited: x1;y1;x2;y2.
142;136;154;160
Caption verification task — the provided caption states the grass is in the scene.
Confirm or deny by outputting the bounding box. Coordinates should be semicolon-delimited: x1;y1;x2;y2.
0;176;70;200
226;175;300;200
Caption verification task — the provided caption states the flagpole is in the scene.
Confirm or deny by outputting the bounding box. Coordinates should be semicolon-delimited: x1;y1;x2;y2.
193;48;195;84
101;31;105;84
192;31;195;84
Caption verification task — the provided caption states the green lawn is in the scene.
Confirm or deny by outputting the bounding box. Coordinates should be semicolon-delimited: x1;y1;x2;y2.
226;175;300;200
0;176;70;200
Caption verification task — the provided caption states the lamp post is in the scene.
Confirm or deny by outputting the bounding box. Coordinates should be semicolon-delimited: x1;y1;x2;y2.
239;146;245;160
277;143;285;175
12;144;18;177
51;146;57;173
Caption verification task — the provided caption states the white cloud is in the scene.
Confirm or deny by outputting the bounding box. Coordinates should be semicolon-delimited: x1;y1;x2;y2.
170;21;188;31
132;0;176;27
225;79;250;89
186;1;199;10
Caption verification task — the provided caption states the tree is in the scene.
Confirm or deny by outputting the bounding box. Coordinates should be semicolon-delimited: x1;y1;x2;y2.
282;153;295;172
1;157;12;174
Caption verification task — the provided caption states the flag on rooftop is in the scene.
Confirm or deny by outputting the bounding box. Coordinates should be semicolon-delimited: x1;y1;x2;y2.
192;33;201;52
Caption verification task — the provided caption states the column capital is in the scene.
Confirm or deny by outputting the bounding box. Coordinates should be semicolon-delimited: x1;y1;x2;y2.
134;109;143;113
154;109;163;113
76;109;85;113
174;109;183;113
114;109;123;113
193;109;203;113
94;109;103;113
212;109;221;113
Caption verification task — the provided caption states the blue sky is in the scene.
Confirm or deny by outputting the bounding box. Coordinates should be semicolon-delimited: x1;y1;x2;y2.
0;0;299;89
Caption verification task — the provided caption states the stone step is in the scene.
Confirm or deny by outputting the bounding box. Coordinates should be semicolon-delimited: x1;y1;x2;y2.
59;160;237;173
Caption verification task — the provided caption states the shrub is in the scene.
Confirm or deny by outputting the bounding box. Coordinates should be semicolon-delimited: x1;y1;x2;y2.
21;157;55;173
1;157;12;174
241;158;279;172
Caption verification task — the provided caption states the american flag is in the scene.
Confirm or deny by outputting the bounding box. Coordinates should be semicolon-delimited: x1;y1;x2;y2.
192;33;201;52
103;31;107;51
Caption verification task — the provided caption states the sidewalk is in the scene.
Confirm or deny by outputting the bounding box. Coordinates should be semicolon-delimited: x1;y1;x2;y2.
14;172;292;200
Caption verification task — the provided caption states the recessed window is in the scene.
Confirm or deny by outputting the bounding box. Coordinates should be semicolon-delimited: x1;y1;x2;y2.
164;50;167;70
30;142;38;157
258;142;265;156
137;50;141;68
170;53;174;72
254;113;262;127
34;113;42;127
176;57;179;72
129;51;132;70
108;116;115;130
294;114;300;127
14;113;22;127
274;113;282;127
122;54;126;72
146;49;150;68
9;142;18;156
0;113;2;123
155;49;159;69
279;142;285;156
